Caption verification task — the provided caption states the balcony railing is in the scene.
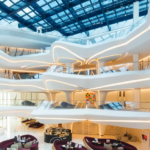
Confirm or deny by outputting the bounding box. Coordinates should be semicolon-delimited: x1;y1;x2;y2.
46;61;150;76
57;16;147;45
0;45;49;57
0;99;44;107
37;100;150;112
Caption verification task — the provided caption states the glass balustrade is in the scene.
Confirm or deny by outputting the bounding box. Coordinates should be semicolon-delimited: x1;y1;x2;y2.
0;99;150;112
0;61;149;80
46;61;150;76
0;99;44;107
57;16;147;45
13;73;43;80
37;100;150;112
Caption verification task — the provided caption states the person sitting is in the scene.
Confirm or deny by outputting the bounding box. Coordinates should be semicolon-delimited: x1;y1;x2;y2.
17;135;21;142
14;136;19;143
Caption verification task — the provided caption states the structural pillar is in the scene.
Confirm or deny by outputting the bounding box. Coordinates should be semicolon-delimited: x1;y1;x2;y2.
66;63;74;74
50;93;57;101
133;1;139;24
96;61;106;74
133;54;139;70
36;26;42;33
8;70;13;79
65;91;74;104
133;89;141;110
45;93;51;101
99;124;107;136
96;91;108;106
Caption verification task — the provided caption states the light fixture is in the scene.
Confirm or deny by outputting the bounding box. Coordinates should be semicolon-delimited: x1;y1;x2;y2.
21;65;27;68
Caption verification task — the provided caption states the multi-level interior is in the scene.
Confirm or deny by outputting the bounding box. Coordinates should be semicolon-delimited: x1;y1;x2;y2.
0;0;150;150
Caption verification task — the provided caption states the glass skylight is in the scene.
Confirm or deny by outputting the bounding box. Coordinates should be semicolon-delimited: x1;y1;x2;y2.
0;0;149;36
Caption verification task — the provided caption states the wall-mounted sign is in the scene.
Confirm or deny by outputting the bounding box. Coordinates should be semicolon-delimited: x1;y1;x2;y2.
142;130;150;148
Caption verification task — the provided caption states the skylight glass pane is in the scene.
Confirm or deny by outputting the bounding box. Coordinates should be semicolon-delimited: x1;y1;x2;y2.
51;14;57;19
4;0;13;7
82;1;91;7
62;16;69;20
76;10;84;15
23;7;32;13
73;5;81;10
12;0;19;3
57;0;62;4
94;4;100;9
58;11;65;16
42;5;50;11
91;0;98;3
23;15;30;20
55;19;61;23
17;11;25;16
37;0;46;6
50;1;58;8
38;20;45;24
85;7;93;12
29;12;36;17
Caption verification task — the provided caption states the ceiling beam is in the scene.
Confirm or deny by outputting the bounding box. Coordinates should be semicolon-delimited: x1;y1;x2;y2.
98;0;111;31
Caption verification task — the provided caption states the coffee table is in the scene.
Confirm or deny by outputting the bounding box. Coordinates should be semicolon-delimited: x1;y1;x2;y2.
111;143;125;150
92;141;102;146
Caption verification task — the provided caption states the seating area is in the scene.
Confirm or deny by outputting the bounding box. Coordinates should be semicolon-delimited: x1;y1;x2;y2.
83;137;137;150
21;101;36;106
0;134;38;150
21;119;35;124
21;119;44;129
52;141;87;150
55;102;75;109
28;122;45;129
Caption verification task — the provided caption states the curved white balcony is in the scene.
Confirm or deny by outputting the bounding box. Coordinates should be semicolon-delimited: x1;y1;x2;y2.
0;26;57;49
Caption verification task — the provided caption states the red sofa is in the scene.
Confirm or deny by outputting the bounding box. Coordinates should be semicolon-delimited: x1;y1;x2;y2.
83;137;137;150
53;140;87;150
0;134;38;150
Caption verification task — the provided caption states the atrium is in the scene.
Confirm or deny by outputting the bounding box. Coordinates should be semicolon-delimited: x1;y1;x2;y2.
0;0;150;150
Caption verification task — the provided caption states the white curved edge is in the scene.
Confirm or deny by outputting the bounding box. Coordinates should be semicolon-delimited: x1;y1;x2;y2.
42;70;150;91
31;109;150;129
0;106;35;118
0;106;150;129
0;6;150;69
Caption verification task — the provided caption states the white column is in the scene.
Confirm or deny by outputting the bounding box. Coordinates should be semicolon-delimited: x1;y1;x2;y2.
133;89;141;110
133;1;139;24
36;26;42;33
96;61;106;74
66;63;74;74
45;93;51;101
133;54;139;70
8;70;13;79
99;124;107;136
65;91;74;104
5;70;9;79
87;40;90;45
96;91;108;105
50;93;57;101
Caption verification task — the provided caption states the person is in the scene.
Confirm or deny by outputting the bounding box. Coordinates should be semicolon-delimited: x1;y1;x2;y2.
14;136;19;143
17;135;21;142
